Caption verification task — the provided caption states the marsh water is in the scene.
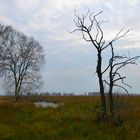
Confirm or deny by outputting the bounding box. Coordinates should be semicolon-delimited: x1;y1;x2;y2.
34;101;64;108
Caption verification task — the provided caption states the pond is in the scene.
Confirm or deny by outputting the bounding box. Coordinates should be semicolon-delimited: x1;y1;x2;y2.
34;101;64;108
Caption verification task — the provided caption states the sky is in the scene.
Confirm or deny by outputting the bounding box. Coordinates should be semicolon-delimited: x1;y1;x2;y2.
0;0;140;94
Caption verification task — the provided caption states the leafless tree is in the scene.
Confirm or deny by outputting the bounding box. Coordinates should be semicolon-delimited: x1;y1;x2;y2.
104;42;140;112
0;24;44;101
72;10;108;113
72;10;133;114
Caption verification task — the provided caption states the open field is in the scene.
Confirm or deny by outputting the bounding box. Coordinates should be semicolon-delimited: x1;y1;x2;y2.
0;95;140;140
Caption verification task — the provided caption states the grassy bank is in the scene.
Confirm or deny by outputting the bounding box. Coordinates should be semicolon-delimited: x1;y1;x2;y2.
0;96;140;140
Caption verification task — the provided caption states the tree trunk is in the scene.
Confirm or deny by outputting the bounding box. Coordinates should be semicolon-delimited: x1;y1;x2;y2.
108;53;114;113
100;83;106;113
15;83;20;102
15;94;19;102
97;52;106;114
15;91;19;102
109;86;114;112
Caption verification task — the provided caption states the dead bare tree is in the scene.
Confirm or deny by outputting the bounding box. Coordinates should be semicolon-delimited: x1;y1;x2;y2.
72;10;132;114
0;24;44;101
104;42;140;112
72;10;107;113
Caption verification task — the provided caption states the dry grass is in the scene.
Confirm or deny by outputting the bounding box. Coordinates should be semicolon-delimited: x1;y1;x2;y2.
0;95;140;140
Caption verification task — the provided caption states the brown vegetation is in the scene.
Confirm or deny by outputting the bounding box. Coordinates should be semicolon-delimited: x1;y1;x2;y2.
0;95;140;140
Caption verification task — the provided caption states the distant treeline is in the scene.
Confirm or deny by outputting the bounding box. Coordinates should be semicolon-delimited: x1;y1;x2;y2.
27;92;99;96
26;92;139;96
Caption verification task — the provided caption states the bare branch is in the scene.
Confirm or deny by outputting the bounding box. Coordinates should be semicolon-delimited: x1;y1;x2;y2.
112;28;130;42
103;80;110;85
114;84;129;94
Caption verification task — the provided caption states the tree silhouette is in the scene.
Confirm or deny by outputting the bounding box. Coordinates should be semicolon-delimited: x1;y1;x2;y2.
104;42;140;112
0;24;44;101
72;10;139;114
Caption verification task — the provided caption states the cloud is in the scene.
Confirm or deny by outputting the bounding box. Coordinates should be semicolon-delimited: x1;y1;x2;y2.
13;0;40;13
1;0;139;50
0;0;140;93
127;0;139;6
